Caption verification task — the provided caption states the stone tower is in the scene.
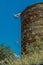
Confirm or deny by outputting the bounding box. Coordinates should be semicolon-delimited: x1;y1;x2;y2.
21;3;43;54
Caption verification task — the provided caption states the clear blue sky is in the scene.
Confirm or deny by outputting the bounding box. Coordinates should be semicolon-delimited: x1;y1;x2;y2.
0;0;43;55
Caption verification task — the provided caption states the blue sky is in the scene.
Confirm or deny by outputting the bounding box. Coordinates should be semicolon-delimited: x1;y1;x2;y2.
0;0;43;55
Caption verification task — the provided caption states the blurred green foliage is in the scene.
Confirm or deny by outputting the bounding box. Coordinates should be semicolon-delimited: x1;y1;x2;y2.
0;36;43;65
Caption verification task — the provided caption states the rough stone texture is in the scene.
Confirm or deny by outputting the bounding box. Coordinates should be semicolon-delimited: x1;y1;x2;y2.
21;3;43;54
